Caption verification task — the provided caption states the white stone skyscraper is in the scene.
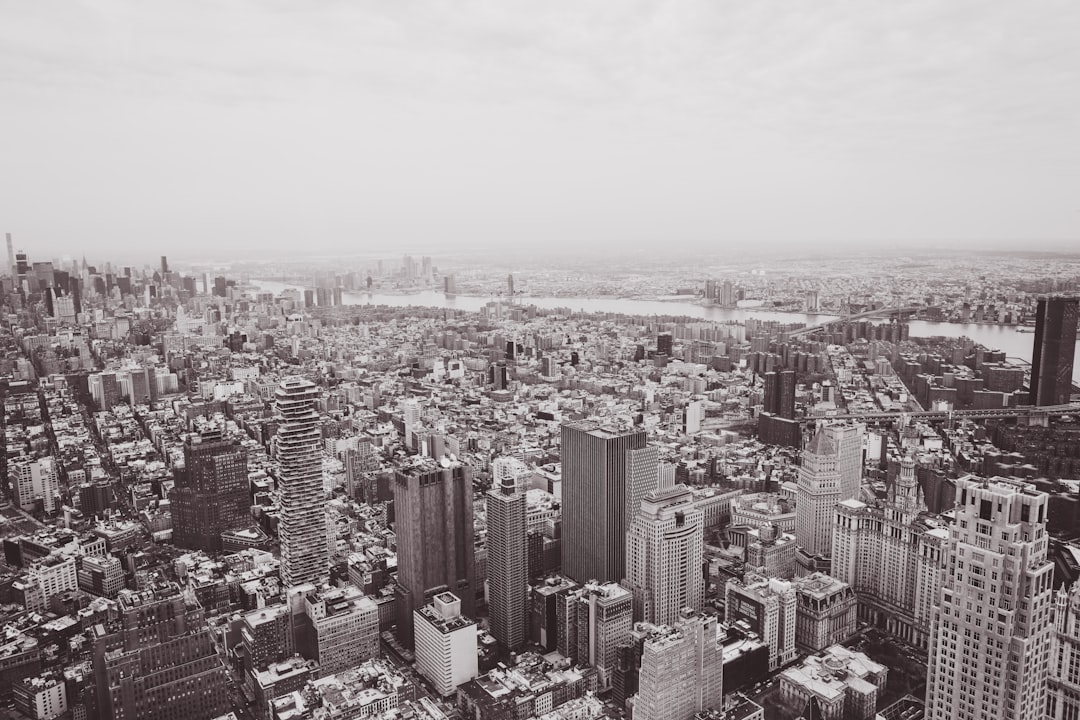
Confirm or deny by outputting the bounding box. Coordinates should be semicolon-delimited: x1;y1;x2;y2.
276;377;329;588
486;475;527;650
832;454;949;648
795;428;841;574
625;484;704;625
924;476;1054;720
825;422;865;502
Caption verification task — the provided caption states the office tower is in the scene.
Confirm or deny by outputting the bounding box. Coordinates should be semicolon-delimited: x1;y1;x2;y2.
924;476;1054;720
486;476;527;650
625;484;704;625
93;583;229;720
560;421;652;584
635;611;723;720
393;459;476;648
792;573;857;653
507;273;514;295
170;430;250;552
795;428;841;572
1029;296;1079;406
825;422;865;501
414;593;478;697
11;457;59;514
657;332;673;356
241;604;294;675
77;554;125;599
275;377;329;589
1049;583;1080;720
529;576;578;651
763;369;796;419
402;399;421;448
833;455;948;648
556;581;633;689
294;585;380;676
160;256;169;275
5;233;13;277
725;575;797;671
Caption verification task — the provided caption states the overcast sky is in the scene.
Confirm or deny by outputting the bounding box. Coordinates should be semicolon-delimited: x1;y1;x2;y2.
2;1;1078;262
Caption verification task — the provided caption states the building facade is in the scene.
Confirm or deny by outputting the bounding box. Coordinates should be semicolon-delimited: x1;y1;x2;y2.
924;476;1054;720
1029;296;1079;406
636;611;723;720
560;422;652;584
393;459;476;648
486;476;527;651
275;377;329;588
625;484;705;625
170;430;250;553
414;593;478;697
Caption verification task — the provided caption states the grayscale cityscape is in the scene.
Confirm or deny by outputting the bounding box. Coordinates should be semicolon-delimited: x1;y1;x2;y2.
2;4;1079;720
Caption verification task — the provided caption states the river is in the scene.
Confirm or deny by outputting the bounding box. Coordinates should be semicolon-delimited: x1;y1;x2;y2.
250;280;1080;382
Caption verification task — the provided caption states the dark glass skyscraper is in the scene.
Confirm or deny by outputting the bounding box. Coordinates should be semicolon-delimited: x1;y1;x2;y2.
393;460;476;648
560;421;653;584
170;430;250;552
1029;296;1078;406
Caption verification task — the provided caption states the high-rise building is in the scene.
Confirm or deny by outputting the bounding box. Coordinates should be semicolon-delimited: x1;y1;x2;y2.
725;575;797;671
924;476;1054;720
556;581;633;689
763;370;796;420
393;459;476;648
825;423;865;502
832;455;949;648
1049;582;1080;720
791;573;857;654
295;585;380;676
635;610;723;720
795;428;841;573
5;232;13;277
170;430;250;553
275;377;329;589
560;421;652;584
657;332;673;357
160;256;169;275
414;592;478;697
92;583;229;720
1029;296;1079;406
486;476;527;651
625;484;704;625
11;457;59;514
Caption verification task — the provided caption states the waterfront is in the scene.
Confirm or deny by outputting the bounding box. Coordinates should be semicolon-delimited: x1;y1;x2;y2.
252;281;1080;382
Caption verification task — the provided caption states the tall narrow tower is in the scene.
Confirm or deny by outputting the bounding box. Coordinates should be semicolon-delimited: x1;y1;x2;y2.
924;476;1054;720
275;377;329;588
486;475;527;650
795;428;841;563
1029;296;1079;407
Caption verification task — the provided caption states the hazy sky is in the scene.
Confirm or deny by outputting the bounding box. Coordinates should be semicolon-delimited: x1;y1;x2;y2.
2;1;1078;262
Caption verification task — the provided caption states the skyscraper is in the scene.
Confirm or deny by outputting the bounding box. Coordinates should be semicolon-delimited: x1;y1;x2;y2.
924;476;1054;720
795;428;841;572
763;369;796;419
625;484;704;625
1029;296;1079;406
560;421;652;584
635;611;723;720
170;430;250;552
825;422;865;502
93;583;229;720
486;475;527;651
393;459;476;648
275;377;329;589
5;232;13;277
